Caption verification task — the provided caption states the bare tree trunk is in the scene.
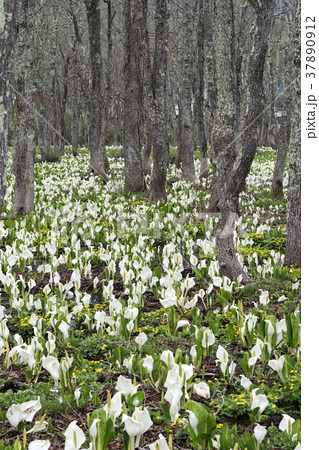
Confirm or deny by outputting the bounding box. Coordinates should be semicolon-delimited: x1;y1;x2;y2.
69;5;83;157
272;26;293;199
37;92;51;161
272;112;289;199
212;0;274;283
12;0;36;217
71;77;80;156
285;0;301;267
149;0;170;202
175;103;182;168
142;121;153;174
0;0;20;217
209;0;236;213
12;77;36;216
123;0;145;192
85;0;109;182
142;6;153;175
196;0;208;178
180;0;195;180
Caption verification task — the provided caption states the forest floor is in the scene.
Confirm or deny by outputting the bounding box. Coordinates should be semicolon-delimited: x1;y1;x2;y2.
0;147;300;449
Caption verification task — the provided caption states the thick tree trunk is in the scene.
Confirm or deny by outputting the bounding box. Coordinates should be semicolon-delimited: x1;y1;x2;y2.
123;0;145;192
180;0;195;180
212;0;274;283
209;0;236;213
272;34;293;199
0;0;20;217
149;0;170;202
285;0;301;267
142;7;154;175
85;0;109;183
12;77;36;217
196;0;208;178
12;0;36;217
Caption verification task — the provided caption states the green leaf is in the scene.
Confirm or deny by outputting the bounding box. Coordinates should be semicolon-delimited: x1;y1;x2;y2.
160;403;172;425
153;266;162;279
186;400;217;440
127;390;144;408
90;409;114;450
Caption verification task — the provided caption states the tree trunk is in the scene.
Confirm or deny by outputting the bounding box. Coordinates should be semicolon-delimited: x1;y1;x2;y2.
0;0;20;217
209;0;236;213
180;0;195;180
12;77;36;217
85;0;109;183
272;28;293;199
142;5;153;175
212;0;274;283
149;0;170;202
71;77;80;156
12;0;37;217
123;0;145;192
271;112;289;199
285;0;301;267
196;0;208;178
142;121;153;174
37;92;51;161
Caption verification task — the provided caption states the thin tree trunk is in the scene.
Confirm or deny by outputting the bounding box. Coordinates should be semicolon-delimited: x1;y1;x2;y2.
71;77;80;156
142;121;153;174
37;92;51;161
272;113;289;199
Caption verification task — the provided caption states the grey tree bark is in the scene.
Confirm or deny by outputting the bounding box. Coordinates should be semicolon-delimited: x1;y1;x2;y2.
69;5;83;157
196;0;208;178
271;11;295;199
211;0;274;283
0;0;20;217
271;107;290;199
123;0;145;192
285;0;301;267
142;8;153;175
12;0;37;217
180;0;195;180
37;92;52;161
85;0;109;183
149;0;170;202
